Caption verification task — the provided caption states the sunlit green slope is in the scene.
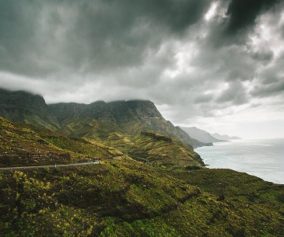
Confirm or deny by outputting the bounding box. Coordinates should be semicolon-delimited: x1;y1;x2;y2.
0;117;283;236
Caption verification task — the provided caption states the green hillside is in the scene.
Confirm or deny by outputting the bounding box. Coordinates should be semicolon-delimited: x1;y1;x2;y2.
48;100;205;148
0;89;283;236
0;117;283;236
0;89;205;148
105;131;204;169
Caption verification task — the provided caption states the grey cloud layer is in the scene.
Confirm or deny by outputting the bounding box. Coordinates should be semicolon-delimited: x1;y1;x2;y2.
1;0;280;76
0;0;211;76
0;0;283;125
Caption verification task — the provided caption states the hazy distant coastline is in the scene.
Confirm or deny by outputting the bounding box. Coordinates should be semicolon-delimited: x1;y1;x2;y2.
197;138;284;184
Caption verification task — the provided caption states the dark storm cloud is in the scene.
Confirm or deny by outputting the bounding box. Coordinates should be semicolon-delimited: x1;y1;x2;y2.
224;0;280;35
0;1;42;75
0;0;284;129
0;0;210;77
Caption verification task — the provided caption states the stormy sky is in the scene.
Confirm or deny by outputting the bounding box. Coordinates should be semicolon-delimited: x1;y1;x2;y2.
0;0;284;138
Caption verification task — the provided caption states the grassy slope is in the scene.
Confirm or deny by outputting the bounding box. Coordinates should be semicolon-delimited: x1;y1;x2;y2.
0;117;283;236
0;117;125;166
105;131;204;169
0;117;202;168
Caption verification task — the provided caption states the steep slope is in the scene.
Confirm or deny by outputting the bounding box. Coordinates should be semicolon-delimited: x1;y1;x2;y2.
0;117;204;169
0;89;59;130
182;127;222;144
105;131;204;169
49;100;205;148
0;89;204;148
0;118;283;236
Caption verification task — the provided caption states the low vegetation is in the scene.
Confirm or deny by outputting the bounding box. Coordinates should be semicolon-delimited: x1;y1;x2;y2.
0;117;283;236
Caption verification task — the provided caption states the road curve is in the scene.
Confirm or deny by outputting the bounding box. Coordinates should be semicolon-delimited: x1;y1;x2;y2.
0;161;100;171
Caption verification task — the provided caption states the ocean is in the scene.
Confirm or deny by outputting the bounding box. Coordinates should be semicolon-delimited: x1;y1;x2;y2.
196;138;284;184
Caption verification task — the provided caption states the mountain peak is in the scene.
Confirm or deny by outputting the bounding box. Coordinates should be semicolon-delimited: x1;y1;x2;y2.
0;88;62;130
0;88;46;107
0;88;49;121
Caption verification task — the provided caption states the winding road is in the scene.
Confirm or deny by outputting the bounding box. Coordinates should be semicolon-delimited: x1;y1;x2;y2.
0;161;100;171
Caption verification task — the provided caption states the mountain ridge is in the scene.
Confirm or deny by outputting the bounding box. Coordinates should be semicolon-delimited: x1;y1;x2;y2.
0;88;60;130
0;89;283;236
182;127;223;144
182;126;241;144
0;88;205;148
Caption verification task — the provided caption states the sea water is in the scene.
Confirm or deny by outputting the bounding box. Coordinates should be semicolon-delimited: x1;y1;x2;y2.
196;138;284;184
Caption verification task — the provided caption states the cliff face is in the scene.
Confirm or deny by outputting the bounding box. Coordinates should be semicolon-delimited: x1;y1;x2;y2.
0;89;47;119
49;100;205;148
48;100;163;130
0;89;205;148
0;88;207;171
0;89;59;130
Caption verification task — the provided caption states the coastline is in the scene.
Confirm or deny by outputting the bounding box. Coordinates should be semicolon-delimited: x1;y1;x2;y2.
196;138;284;184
